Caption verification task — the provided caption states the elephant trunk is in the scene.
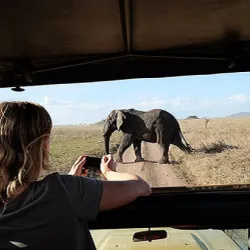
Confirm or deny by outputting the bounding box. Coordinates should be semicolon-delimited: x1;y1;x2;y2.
103;121;115;154
103;135;111;155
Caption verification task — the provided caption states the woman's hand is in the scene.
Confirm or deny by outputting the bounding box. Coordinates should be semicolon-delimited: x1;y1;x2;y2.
98;154;152;211
68;155;87;176
100;154;117;178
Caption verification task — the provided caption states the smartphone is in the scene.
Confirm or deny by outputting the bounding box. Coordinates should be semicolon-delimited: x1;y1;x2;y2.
84;156;102;170
81;156;104;179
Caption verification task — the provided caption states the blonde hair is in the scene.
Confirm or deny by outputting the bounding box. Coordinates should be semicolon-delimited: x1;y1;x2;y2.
0;101;52;202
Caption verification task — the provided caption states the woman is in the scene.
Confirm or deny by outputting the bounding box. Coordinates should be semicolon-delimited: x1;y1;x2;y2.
0;101;151;250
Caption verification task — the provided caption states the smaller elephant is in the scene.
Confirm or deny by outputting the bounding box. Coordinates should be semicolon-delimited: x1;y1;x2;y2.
103;108;194;164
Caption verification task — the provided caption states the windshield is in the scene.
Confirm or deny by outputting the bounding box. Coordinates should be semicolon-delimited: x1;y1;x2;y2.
1;72;249;249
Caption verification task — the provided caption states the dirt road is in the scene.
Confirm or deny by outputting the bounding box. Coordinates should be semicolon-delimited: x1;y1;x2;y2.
117;142;186;187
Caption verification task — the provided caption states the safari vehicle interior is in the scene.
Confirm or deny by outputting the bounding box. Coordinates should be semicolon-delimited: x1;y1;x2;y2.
1;0;250;249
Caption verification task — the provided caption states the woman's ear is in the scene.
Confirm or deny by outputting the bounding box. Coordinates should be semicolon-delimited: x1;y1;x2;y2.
44;136;50;151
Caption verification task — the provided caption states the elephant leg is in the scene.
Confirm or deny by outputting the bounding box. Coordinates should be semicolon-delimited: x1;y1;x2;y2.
116;134;134;163
156;127;170;164
133;139;144;162
158;143;170;164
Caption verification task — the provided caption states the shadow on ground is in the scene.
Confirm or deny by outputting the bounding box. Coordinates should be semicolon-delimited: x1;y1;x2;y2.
195;141;239;154
119;159;182;165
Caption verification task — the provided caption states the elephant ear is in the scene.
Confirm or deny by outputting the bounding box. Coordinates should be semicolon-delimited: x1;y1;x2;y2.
116;110;126;131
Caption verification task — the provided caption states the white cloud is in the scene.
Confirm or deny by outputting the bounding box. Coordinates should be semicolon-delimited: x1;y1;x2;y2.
41;93;250;125
43;96;105;110
139;96;193;109
137;93;250;112
226;94;249;104
201;94;250;108
202;99;219;108
139;97;166;108
42;96;107;125
166;97;193;108
43;96;50;105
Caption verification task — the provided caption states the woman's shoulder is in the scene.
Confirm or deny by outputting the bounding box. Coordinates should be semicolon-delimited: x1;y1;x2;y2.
37;172;61;185
29;173;79;204
36;172;103;197
32;172;69;195
36;172;101;191
33;173;103;220
31;172;60;192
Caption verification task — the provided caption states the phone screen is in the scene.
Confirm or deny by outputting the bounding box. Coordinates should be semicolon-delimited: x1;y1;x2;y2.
81;156;104;180
84;156;102;169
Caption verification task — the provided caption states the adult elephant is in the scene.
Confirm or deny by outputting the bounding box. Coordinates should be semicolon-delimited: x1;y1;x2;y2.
103;108;194;164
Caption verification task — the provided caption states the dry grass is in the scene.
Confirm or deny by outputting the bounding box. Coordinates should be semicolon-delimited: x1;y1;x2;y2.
41;124;121;179
171;117;250;186
45;117;250;186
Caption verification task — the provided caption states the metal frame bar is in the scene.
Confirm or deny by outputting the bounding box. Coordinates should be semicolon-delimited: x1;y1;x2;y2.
119;0;132;54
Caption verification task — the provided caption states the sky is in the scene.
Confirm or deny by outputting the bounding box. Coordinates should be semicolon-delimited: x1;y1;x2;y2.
0;72;250;125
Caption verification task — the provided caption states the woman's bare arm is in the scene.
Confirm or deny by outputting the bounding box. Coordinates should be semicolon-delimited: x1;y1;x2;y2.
99;155;151;211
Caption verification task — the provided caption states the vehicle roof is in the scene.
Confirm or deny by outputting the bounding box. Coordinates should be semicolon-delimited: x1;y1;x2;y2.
1;0;250;89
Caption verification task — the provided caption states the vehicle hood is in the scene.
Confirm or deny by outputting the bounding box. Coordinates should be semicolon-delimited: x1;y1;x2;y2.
91;227;242;250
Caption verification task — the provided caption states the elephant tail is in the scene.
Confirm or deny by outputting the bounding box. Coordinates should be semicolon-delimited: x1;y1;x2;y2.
178;127;195;153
